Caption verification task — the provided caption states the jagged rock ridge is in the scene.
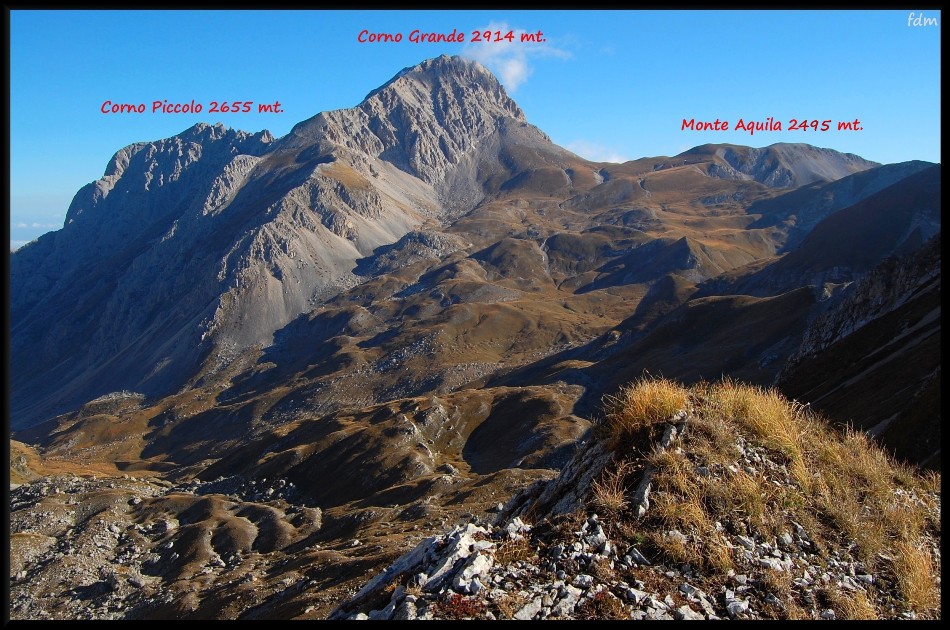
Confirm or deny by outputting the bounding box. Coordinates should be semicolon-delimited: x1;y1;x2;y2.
779;234;941;467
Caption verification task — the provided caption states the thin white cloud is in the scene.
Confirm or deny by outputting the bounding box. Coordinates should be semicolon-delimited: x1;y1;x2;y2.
461;21;570;93
566;140;631;164
17;221;60;229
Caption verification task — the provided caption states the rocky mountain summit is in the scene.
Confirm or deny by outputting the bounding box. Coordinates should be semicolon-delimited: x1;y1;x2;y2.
286;54;533;192
9;55;941;620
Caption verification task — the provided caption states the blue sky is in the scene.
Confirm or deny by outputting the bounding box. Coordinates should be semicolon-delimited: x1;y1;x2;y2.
9;9;941;249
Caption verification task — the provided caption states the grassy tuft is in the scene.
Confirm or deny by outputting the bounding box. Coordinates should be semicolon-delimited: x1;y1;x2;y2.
758;569;808;619
591;459;633;516
708;378;804;464
577;589;628;620
893;539;939;611
600;376;689;448
595;376;941;619
493;592;527;620
820;587;878;620
495;537;534;566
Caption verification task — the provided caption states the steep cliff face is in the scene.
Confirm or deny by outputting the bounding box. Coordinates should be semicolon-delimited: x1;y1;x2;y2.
787;235;940;361
285;55;528;186
778;234;941;467
11;124;275;323
10;124;278;427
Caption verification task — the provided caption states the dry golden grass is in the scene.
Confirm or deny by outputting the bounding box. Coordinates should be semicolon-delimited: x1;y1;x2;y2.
820;587;878;620
839;591;879;620
703;536;735;573
893;539;939;611
590;556;618;583
648;444;730;572
840;430;893;498
591;459;632;516
725;469;770;532
650;491;733;573
708;379;804;465
600;376;689;447
802;426;932;562
596;376;941;618
919;469;941;496
493;592;527;620
495;537;534;566
649;447;693;495
403;580;424;598
577;589;627;620
684;412;740;464
649;529;691;566
760;569;809;620
653;491;709;534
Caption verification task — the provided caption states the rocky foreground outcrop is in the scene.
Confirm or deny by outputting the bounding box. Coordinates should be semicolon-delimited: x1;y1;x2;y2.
330;379;941;621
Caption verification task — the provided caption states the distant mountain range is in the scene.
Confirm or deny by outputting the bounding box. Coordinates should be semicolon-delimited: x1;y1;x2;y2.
12;56;938;464
9;54;940;620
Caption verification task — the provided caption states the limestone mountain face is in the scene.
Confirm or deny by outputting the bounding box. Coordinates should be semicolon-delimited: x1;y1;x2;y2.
787;234;940;363
9;56;553;430
284;55;530;189
10;124;276;427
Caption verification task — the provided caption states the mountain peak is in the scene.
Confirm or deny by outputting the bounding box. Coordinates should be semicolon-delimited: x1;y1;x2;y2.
673;142;879;188
363;54;520;117
286;55;527;186
360;54;525;127
64;122;273;225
